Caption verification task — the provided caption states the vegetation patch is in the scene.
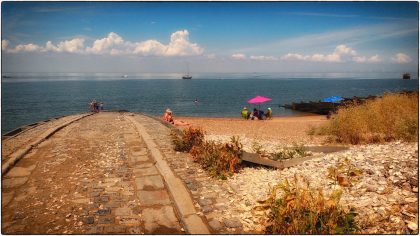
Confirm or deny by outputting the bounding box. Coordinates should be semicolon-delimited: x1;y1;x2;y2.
255;175;358;234
313;92;418;144
271;143;311;160
171;128;242;179
171;127;204;152
190;136;243;179
327;158;363;187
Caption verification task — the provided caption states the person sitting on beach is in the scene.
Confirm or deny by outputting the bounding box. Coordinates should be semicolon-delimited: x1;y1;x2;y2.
265;108;272;119
241;107;249;119
258;110;264;120
251;108;259;120
162;108;174;124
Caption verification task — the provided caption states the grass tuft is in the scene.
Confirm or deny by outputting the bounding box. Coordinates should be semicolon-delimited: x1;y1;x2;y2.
256;175;358;234
271;143;311;160
189;136;242;179
171;127;204;152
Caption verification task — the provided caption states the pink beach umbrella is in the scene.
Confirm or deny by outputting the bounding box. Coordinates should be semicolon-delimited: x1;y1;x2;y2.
247;95;272;104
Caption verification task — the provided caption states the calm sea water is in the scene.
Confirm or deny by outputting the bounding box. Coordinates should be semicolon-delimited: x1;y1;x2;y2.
2;72;418;134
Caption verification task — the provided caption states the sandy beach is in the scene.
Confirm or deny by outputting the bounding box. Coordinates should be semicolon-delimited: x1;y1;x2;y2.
176;115;328;149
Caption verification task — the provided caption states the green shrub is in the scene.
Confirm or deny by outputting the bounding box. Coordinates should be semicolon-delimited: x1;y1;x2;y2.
171;127;204;152
251;141;266;155
256;176;358;234
320;92;418;144
327;158;363;187
271;143;311;160
189;136;243;179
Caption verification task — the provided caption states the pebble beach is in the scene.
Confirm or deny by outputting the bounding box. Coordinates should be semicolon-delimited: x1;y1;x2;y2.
177;115;419;234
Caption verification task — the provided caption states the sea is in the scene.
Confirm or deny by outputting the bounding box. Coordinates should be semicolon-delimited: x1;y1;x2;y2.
2;72;418;134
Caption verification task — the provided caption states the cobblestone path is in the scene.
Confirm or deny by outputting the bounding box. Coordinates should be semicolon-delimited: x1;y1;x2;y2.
2;112;186;234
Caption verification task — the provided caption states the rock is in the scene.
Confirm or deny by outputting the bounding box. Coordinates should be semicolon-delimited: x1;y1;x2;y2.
409;177;418;187
198;198;212;207
337;175;350;187
229;183;241;193
209;219;222;231
404;197;417;203
223;218;243;228
202;206;213;213
412;187;418;193
407;221;418;231
365;184;376;192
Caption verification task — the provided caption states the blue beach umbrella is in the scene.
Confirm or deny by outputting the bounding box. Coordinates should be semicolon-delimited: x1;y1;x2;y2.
322;96;344;103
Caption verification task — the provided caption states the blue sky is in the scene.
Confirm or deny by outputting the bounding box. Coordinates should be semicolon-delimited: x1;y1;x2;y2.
2;2;418;73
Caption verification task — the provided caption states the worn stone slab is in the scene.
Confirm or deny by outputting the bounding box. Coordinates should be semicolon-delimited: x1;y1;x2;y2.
119;216;141;226
5;165;36;177
184;214;211;234
135;162;155;168
208;219;223;231
131;149;148;155
2;177;28;188
135;175;164;190
104;177;121;183
71;198;90;204
130;155;150;163
127;227;143;234
114;207;133;216
105;186;121;192
2;192;14;207
142;206;181;233
98;217;115;224
137;190;171;206
96;208;111;215
133;166;159;176
103;226;127;234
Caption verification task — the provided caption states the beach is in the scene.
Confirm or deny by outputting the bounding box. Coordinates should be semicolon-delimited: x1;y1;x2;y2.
176;115;328;152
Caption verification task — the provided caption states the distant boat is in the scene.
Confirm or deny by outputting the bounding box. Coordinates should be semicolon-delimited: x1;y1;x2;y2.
402;73;411;80
122;74;128;78
182;62;192;79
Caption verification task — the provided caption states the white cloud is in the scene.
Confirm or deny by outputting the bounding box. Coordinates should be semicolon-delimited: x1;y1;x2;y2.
132;30;203;56
164;30;203;56
281;53;309;61
231;53;247;60
281;44;381;63
4;30;203;57
58;38;86;53
391;53;412;63
2;40;9;51
334;44;356;56
133;39;167;56
44;41;59;52
42;38;85;53
249;55;278;61
8;43;41;53
86;32;124;54
367;55;381;63
352;56;367;63
353;54;382;63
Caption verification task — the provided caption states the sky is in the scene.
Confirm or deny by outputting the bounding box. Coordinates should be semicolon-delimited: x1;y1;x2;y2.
1;1;419;74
